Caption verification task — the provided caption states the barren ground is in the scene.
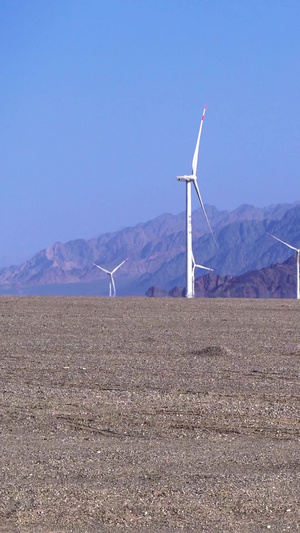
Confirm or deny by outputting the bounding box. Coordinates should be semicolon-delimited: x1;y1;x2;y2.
1;296;300;532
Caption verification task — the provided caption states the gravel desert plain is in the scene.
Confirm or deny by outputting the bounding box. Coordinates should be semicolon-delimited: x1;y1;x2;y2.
1;296;300;532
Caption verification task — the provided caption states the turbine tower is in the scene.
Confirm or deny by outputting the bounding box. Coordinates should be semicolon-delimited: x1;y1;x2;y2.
92;258;128;297
177;105;217;298
267;233;300;299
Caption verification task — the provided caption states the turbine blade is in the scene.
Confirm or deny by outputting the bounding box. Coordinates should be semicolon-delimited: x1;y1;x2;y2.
192;105;207;177
112;258;128;274
92;263;111;274
193;180;218;248
266;233;299;252
194;264;214;271
192;251;213;271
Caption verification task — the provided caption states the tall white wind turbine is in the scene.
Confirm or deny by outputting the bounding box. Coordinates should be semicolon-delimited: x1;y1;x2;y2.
177;105;217;298
92;258;128;297
267;233;300;299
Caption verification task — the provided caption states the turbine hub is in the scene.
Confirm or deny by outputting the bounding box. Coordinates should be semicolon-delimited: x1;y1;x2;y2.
177;175;196;182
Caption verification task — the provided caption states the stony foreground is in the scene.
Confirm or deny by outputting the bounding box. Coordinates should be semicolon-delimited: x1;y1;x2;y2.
1;296;300;532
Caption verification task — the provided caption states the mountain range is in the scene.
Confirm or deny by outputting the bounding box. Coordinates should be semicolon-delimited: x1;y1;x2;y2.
0;202;300;297
147;256;297;298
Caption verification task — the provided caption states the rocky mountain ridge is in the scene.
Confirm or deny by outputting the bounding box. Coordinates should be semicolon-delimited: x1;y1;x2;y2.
0;202;299;296
147;256;297;299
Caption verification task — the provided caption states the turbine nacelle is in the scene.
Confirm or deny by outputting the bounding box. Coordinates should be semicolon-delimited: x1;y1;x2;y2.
177;175;197;182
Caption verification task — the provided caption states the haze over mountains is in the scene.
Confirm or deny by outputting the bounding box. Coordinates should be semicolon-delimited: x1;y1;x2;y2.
0;202;300;297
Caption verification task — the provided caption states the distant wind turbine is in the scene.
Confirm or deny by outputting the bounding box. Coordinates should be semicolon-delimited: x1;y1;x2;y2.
267;233;300;299
177;105;217;298
92;259;128;297
192;251;213;291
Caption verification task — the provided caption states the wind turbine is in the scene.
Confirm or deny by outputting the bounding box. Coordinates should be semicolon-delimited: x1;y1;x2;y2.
267;233;300;299
92;258;128;297
177;105;217;298
191;251;213;290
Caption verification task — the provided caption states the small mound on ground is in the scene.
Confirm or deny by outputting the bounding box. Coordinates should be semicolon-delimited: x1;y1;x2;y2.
287;349;300;357
191;345;232;357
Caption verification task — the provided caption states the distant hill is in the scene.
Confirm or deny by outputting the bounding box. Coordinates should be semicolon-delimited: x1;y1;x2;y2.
0;202;299;296
140;203;300;292
149;256;296;299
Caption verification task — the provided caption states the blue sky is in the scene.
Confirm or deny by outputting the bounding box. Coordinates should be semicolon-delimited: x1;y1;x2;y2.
1;0;300;265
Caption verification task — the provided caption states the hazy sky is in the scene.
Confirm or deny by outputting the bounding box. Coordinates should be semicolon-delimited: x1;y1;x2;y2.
1;0;300;265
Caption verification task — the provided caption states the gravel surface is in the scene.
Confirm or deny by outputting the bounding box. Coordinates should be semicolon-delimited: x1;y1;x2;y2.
1;296;300;532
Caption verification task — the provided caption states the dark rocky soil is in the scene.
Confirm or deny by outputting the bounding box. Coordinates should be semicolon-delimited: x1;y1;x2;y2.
1;296;300;532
